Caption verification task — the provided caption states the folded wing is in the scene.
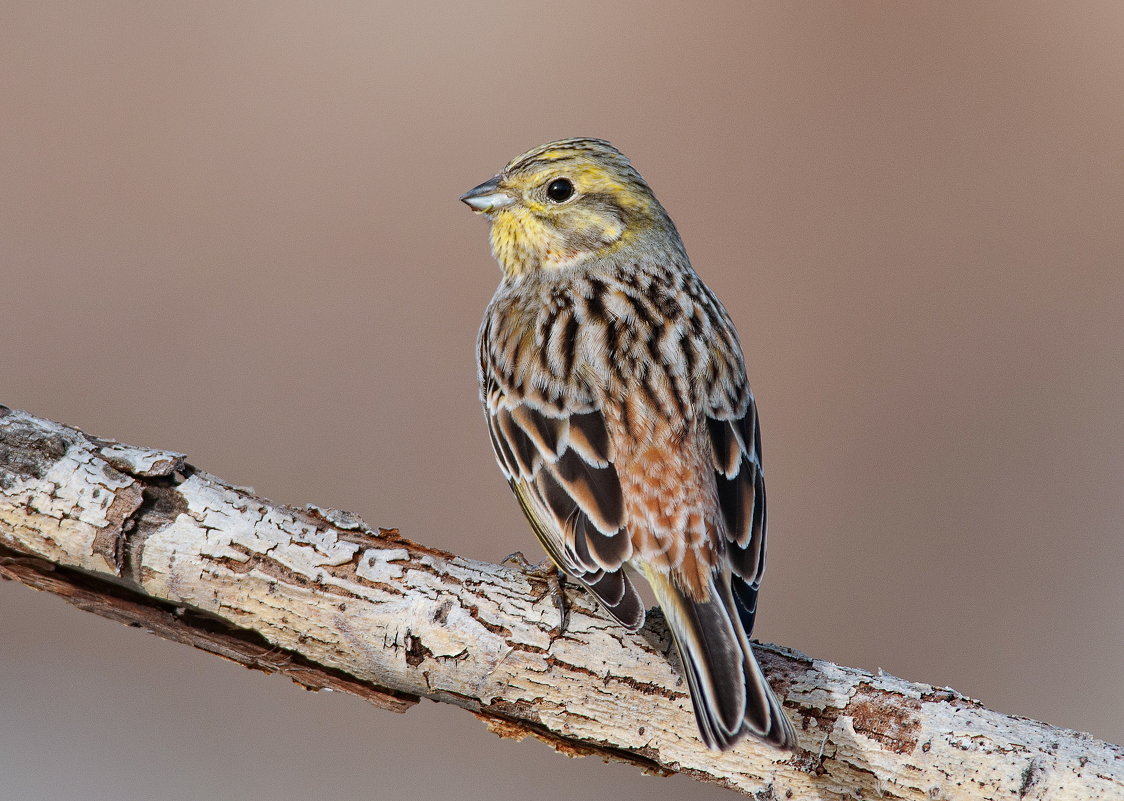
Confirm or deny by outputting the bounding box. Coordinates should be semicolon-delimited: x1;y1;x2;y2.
486;397;644;631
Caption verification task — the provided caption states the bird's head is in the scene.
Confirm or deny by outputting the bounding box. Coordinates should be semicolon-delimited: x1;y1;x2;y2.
461;138;673;278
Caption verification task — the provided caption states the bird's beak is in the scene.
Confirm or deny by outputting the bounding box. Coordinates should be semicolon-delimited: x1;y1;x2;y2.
460;176;515;213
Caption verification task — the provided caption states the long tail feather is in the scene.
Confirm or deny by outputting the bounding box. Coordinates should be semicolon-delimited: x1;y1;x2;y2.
646;569;796;751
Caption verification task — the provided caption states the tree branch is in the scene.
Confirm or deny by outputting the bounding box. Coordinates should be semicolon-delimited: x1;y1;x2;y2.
0;406;1119;799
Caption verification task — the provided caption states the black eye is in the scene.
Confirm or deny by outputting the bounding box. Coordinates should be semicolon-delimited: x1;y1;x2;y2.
545;178;574;203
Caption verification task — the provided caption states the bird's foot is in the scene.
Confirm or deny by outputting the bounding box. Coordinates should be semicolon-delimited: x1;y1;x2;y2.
501;551;568;634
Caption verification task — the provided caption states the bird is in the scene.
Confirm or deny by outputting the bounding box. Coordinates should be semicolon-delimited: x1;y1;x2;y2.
461;138;796;751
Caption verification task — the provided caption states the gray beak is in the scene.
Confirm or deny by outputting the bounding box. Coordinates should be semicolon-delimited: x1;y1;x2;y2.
460;176;515;213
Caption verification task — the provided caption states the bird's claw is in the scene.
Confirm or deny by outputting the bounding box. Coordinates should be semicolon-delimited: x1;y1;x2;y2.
501;551;569;634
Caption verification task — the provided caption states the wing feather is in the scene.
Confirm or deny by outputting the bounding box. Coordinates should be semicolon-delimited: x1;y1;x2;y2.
488;414;519;478
510;405;568;460
567;410;612;466
706;396;768;635
496;408;539;478
487;393;642;630
553;449;625;535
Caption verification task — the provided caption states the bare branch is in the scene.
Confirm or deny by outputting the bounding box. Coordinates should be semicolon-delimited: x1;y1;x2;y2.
0;406;1119;799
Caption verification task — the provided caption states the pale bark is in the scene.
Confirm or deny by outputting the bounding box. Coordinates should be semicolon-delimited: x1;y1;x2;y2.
0;406;1119;800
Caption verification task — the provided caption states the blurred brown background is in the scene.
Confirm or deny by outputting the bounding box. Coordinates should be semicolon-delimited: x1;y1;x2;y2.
2;2;1122;799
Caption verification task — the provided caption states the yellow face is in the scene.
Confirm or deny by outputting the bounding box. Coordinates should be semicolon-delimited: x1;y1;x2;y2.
461;138;665;277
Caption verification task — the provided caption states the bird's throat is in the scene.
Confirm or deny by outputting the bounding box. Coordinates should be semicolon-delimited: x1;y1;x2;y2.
489;209;629;278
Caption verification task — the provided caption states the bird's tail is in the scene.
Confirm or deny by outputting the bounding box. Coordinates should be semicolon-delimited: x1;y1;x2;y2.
646;568;796;751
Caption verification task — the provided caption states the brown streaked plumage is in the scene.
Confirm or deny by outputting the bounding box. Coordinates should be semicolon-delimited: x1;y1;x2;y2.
463;138;796;751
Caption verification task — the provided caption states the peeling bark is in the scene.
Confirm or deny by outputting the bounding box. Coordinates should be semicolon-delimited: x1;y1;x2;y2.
0;406;1120;799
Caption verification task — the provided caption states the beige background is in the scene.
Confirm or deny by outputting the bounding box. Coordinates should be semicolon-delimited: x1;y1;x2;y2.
2;3;1122;799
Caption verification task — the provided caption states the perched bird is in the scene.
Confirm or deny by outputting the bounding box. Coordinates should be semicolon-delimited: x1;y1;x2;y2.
462;138;796;751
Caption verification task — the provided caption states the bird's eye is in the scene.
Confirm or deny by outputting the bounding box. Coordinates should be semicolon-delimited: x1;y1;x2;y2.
545;178;575;203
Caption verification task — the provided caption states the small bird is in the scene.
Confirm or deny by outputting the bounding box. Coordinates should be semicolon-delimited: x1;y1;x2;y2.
462;138;796;751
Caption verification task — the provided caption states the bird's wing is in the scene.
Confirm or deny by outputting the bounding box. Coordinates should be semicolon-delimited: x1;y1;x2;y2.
705;391;767;636
481;364;645;631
